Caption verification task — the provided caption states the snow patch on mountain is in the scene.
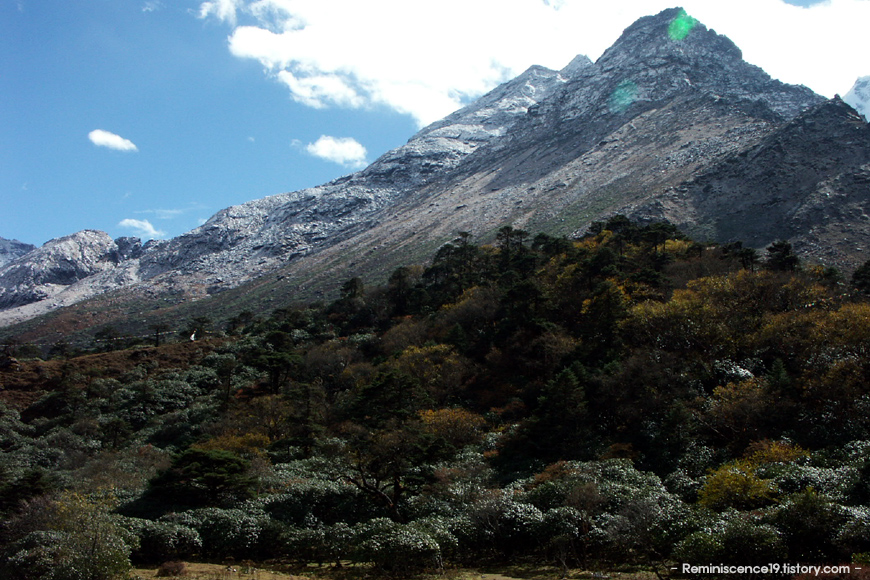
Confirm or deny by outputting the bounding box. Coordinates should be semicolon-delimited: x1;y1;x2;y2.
845;76;870;121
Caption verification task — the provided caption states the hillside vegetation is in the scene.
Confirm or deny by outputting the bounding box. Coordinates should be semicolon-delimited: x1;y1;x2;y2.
3;217;870;578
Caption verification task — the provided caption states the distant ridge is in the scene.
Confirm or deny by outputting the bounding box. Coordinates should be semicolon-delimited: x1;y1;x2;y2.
0;237;35;269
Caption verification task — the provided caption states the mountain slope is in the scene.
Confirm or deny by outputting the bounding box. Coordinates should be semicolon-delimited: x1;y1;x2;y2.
2;7;857;340
629;97;870;269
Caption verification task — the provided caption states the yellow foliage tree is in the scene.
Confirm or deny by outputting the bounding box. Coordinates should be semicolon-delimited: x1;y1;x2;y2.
386;344;469;406
698;460;777;511
419;408;487;448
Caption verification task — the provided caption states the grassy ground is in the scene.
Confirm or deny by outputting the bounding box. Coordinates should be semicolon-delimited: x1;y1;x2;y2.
130;562;661;580
131;561;304;580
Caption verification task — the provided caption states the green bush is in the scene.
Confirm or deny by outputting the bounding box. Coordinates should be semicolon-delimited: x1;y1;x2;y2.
161;508;264;559
125;518;201;564
465;495;544;557
1;495;137;580
674;515;786;565
350;518;441;572
770;489;848;562
258;479;372;525
281;522;352;565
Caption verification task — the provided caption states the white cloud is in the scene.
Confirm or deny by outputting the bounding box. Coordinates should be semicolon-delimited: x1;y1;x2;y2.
118;218;166;239
202;0;870;127
198;0;244;24
276;70;365;109
142;1;163;12
135;209;185;219
88;129;138;152
305;135;367;168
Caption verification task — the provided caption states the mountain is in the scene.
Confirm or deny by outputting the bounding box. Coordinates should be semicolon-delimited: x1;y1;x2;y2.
4;7;868;341
0;231;141;311
845;76;870;121
629;97;870;266
0;238;35;269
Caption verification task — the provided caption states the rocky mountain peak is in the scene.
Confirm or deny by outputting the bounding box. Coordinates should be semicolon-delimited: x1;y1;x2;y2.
599;7;742;68
560;54;594;77
590;8;820;120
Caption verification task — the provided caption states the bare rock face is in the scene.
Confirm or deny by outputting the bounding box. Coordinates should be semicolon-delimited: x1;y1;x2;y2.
0;231;141;310
628;97;870;271
0;238;35;269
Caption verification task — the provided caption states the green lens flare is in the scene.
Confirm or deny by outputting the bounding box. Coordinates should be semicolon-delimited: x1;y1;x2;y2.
608;80;638;114
668;9;699;41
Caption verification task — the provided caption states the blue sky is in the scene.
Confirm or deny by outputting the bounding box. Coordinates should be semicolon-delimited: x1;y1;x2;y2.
2;0;867;247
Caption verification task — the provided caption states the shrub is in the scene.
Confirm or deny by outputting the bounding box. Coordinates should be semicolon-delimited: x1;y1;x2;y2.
465;494;544;557
350;518;441;572
837;506;870;556
770;489;849;562
280;522;352;565
161;508;264;559
674;515;786;565
258;479;372;525
540;506;591;568
673;529;725;564
2;493;137;580
721;517;786;564
126;518;201;564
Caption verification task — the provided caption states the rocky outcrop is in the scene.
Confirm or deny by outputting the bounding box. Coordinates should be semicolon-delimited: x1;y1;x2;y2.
0;238;35;269
628;97;870;270
0;231;141;310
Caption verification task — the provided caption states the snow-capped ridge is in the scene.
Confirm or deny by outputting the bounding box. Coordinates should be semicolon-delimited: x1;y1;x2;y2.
0;230;142;310
845;76;870;122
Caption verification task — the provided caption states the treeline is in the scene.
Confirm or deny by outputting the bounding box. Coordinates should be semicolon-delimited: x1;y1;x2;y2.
3;217;870;578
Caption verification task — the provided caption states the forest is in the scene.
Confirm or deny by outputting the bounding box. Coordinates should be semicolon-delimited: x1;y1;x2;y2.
3;216;870;579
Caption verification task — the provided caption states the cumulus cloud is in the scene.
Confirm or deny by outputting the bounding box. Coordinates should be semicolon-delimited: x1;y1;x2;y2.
118;218;166;239
201;0;870;127
88;130;138;152
305;135;367;168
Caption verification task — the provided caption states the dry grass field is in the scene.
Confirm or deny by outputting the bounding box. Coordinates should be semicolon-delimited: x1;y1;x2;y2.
130;562;660;580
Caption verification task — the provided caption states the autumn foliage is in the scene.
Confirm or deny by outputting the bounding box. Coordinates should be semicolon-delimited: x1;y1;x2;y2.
4;218;870;576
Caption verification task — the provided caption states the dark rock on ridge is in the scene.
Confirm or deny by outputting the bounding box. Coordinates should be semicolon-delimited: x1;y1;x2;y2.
628;97;870;270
